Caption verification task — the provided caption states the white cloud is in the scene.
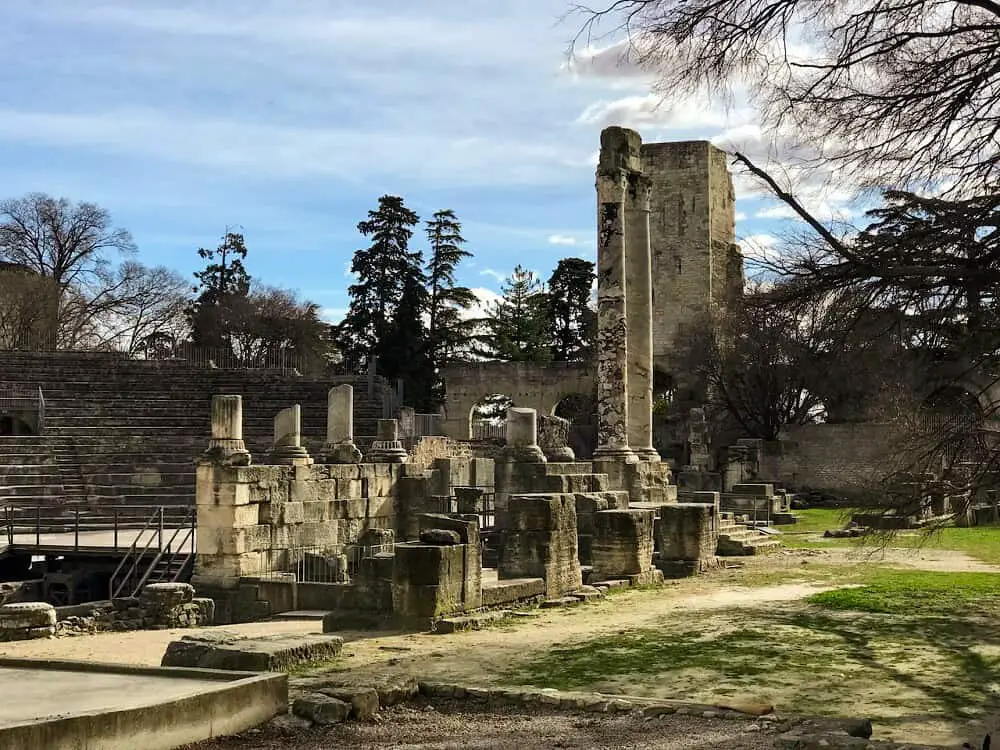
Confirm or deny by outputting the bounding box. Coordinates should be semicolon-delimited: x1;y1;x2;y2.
738;233;781;264
734;212;747;221
0;107;592;188
479;268;506;283
548;234;578;246
563;36;655;80
577;93;753;132
462;287;502;320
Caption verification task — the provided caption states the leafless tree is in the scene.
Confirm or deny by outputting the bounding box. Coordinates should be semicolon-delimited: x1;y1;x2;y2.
572;0;1000;193
0;193;136;291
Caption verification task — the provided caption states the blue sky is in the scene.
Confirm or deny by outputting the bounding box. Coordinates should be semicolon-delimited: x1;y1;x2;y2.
0;1;845;321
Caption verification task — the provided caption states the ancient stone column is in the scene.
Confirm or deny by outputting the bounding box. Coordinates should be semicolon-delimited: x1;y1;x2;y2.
365;418;408;464
270;404;312;466
201;395;251;466
593;126;639;463
320;384;362;464
505;407;546;463
625;172;659;462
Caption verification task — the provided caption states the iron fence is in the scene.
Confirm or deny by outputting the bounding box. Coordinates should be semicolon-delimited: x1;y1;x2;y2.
0;386;45;434
259;542;395;583
414;413;443;437
471;420;506;441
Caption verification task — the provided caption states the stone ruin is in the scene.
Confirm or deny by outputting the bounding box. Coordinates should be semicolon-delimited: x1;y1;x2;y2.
182;126;788;630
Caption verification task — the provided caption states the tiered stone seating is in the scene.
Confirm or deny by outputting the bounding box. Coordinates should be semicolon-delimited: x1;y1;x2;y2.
0;352;389;508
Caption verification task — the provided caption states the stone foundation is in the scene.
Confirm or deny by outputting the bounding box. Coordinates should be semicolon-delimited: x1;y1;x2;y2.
657;503;719;578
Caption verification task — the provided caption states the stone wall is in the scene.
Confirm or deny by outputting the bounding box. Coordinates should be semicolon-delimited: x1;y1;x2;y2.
439;361;594;440
641;141;742;379
759;422;907;493
193;461;401;622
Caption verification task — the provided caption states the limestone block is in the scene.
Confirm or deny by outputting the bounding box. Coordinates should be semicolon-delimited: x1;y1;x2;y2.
731;483;774;497
367;495;394;519
590;509;655;580
328;464;362;481
499;493;582;598
691;491;720;507
197;502;261;531
218;524;273;555
394;543;465;587
470;458;495;488
337;479;364;499
420;529;462;545
659;504;719;562
302;501;331;523
318;687;380;720
0;602;56;630
281;501;305;525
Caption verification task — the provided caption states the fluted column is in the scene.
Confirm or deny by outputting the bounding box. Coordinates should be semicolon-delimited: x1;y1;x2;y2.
625;173;659;461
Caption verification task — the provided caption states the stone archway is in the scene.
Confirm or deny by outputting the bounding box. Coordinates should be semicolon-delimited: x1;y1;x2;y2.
551;392;597;459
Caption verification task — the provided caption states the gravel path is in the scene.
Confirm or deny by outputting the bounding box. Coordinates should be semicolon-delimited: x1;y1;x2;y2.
186;702;780;750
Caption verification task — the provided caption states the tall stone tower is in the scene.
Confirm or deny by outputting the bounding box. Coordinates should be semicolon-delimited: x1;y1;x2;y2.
640;141;743;389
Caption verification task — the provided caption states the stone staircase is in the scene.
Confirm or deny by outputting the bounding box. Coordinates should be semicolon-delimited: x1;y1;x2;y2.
716;514;782;556
0;352;391;509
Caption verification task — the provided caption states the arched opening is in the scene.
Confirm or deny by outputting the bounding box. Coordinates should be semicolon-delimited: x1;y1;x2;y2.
552;392;597;459
469;394;515;441
0;413;35;436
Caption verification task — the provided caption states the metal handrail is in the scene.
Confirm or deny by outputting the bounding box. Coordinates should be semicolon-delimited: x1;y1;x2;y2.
109;507;164;599
37;387;45;434
153;507;196;584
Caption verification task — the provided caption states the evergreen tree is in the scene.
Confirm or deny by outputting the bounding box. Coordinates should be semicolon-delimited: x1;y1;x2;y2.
545;257;596;361
187;231;252;349
338;195;422;364
476;265;550;362
425;209;477;365
338;195;436;407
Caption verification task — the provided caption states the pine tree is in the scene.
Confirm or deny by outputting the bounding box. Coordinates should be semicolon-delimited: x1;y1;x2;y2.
425;209;477;365
476;265;550;362
338;195;422;364
187;231;252;349
545;257;597;361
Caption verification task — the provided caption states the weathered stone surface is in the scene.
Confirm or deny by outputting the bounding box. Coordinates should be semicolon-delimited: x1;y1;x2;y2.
202;394;252;465
590;509;655;580
538;415;575;462
161;631;343;671
659;503;719;564
318;686;379;720
505;408;546;463
419;528;462;545
292;693;351;724
499;493;582;598
267;713;314;732
392;543;468;619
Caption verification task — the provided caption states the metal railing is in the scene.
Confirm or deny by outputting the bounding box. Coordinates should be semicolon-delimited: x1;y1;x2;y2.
471;420;506;441
719;496;772;529
107;505;196;599
0;386;44;433
414;413;442;438
259;542;395;583
2;503;191;550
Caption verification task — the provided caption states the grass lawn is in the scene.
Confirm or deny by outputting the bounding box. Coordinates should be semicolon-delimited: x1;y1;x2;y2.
504;567;1000;744
783;509;1000;565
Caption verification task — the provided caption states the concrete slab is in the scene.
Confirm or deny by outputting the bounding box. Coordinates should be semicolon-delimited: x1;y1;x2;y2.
0;658;286;750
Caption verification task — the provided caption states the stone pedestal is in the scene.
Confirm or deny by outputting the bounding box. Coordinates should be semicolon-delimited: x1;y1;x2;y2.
202;395;251;466
590;509;655;581
320;384;362;464
593;128;638;464
499;493;582;598
657;503;719;578
505;407;546;463
625;172;658;462
366;419;408;464
271;404;312;466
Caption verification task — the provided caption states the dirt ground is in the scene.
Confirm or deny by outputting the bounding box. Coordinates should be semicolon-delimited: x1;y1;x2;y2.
2;546;996;747
186;701;781;750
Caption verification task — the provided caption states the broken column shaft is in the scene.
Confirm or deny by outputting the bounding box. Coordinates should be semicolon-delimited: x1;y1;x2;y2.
320;384;362;464
202;395;251;466
271;404;312;466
